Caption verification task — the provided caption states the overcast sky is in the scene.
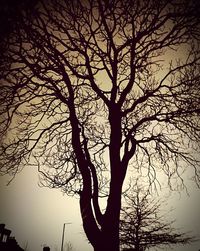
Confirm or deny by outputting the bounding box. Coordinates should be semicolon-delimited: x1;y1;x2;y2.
0;166;200;251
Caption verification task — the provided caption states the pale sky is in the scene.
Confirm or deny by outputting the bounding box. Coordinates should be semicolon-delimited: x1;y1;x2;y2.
0;166;200;251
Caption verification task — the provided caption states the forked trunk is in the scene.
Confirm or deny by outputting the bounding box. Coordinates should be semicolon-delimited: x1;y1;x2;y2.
79;188;121;251
81;210;121;251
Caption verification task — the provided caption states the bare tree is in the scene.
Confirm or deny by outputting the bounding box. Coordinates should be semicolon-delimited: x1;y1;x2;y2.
120;185;194;251
0;1;200;251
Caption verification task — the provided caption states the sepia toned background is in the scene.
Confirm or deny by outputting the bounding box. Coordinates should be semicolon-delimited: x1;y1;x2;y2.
0;166;200;251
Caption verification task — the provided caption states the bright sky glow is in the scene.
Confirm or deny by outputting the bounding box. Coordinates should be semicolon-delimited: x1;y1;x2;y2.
0;166;200;251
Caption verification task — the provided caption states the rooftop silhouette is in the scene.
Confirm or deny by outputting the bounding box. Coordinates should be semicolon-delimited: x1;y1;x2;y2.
0;224;24;251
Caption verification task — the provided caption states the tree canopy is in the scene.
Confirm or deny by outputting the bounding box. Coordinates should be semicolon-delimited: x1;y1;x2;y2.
0;0;200;250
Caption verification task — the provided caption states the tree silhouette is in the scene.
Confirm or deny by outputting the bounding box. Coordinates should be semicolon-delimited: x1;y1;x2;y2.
0;1;200;251
120;185;194;251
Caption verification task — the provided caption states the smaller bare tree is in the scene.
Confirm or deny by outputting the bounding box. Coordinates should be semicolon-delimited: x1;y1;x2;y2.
120;185;194;251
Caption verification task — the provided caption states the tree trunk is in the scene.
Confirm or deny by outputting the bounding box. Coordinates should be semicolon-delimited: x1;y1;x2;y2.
80;180;122;251
80;199;121;251
77;104;124;251
92;227;120;251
